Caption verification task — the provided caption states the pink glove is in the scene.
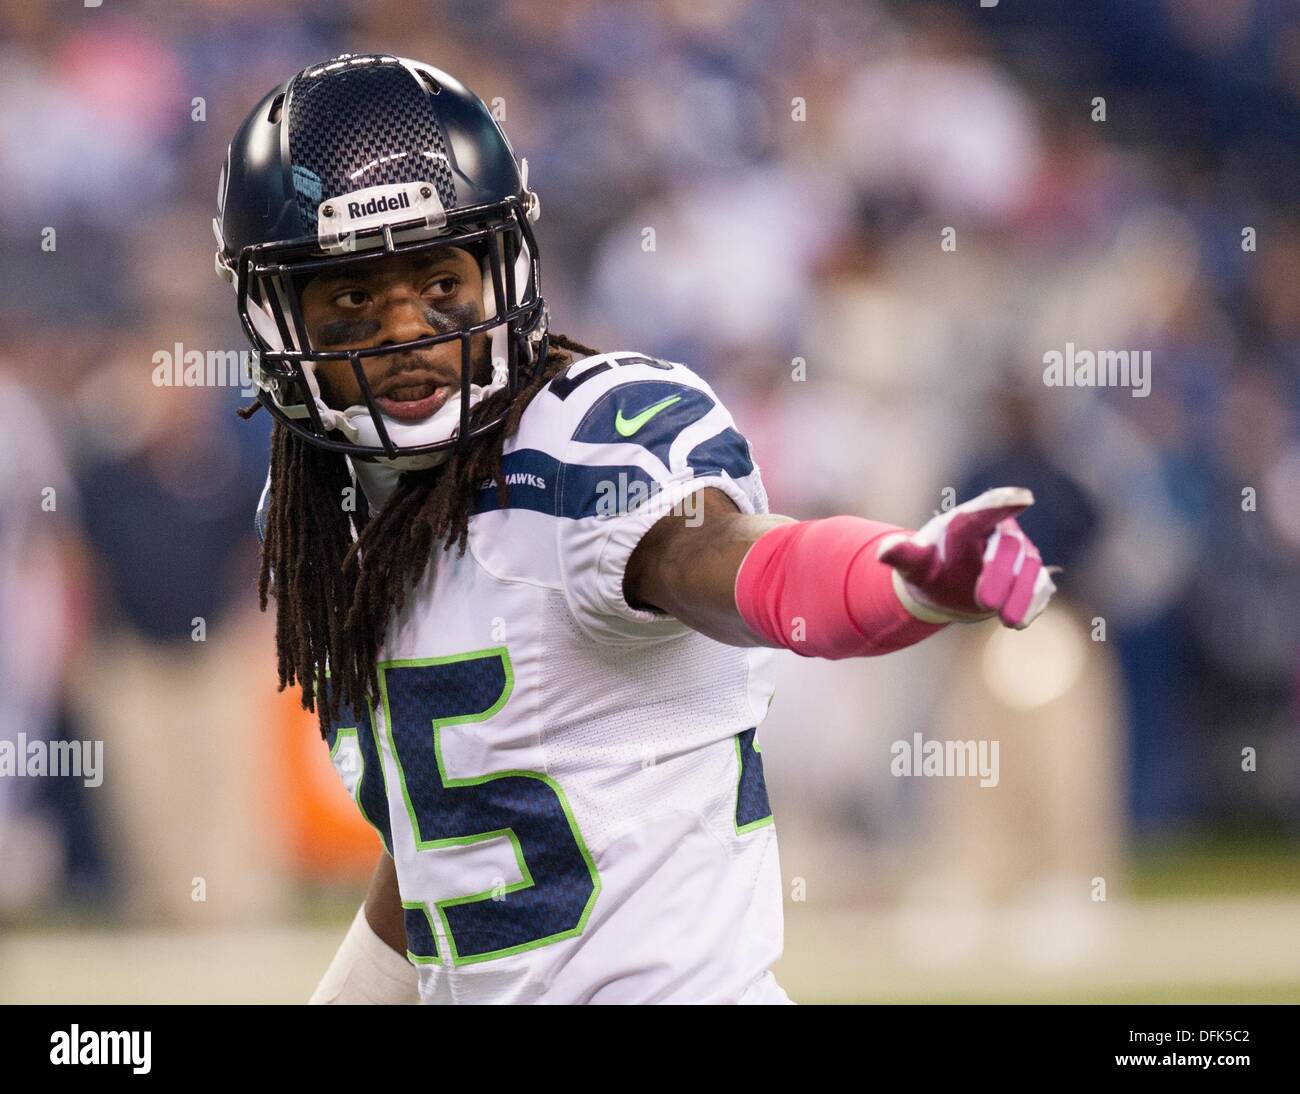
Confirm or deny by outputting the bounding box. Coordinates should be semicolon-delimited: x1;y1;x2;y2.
876;487;1057;629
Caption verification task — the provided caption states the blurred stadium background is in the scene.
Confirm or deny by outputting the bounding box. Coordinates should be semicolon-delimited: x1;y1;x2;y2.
1;0;1298;1003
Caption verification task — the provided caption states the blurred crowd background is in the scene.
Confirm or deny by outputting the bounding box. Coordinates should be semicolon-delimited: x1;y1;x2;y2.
1;0;1298;1001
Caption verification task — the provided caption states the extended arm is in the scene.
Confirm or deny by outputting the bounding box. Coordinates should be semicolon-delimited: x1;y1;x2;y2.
624;488;795;646
624;486;1057;656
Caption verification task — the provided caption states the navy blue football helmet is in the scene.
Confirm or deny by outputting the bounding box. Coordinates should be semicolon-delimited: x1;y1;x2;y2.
214;53;548;466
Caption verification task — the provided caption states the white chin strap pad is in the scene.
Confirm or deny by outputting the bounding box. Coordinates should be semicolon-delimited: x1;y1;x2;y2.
336;353;509;470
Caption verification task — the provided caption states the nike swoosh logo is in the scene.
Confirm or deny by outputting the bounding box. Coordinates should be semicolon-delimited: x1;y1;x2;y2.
615;394;682;437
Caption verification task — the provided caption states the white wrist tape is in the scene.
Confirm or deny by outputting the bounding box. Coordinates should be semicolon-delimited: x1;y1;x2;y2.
308;904;422;1005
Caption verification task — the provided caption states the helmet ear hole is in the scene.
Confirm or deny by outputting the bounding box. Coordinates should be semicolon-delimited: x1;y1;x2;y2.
414;69;441;95
267;92;285;124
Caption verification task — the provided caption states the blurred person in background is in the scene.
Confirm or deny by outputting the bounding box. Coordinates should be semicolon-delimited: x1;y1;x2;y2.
66;330;282;925
902;385;1125;958
0;365;98;916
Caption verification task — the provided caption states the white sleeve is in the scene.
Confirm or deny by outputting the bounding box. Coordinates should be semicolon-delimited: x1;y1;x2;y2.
554;354;769;645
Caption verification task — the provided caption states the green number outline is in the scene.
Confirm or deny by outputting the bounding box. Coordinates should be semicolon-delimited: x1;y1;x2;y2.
402;900;442;966
377;647;602;966
327;703;392;849
733;730;774;835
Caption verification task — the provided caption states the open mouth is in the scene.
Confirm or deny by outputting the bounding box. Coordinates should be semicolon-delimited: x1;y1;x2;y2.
373;378;454;422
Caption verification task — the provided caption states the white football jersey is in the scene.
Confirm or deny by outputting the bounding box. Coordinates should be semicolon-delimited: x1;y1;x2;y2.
317;351;791;1004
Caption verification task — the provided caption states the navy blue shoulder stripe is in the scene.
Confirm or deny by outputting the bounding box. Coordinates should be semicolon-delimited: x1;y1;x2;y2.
471;444;753;519
472;448;659;519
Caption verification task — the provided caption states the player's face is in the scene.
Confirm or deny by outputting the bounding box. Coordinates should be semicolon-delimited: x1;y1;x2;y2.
300;246;490;422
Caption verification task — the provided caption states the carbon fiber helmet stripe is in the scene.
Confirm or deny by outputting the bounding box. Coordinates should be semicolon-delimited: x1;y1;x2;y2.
286;57;457;233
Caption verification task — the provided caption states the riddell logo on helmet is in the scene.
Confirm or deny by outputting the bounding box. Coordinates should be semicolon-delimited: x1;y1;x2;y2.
346;191;412;219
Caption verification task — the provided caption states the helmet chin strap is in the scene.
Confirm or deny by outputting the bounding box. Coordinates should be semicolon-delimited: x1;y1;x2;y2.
334;348;508;474
346;346;509;513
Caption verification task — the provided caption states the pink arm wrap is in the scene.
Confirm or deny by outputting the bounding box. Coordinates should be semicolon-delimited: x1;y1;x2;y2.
733;516;948;659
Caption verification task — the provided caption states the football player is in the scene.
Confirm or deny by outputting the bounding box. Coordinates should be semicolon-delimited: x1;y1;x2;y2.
215;53;1057;1004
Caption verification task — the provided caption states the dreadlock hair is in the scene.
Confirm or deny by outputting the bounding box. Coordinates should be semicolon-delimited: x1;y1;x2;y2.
249;332;601;737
